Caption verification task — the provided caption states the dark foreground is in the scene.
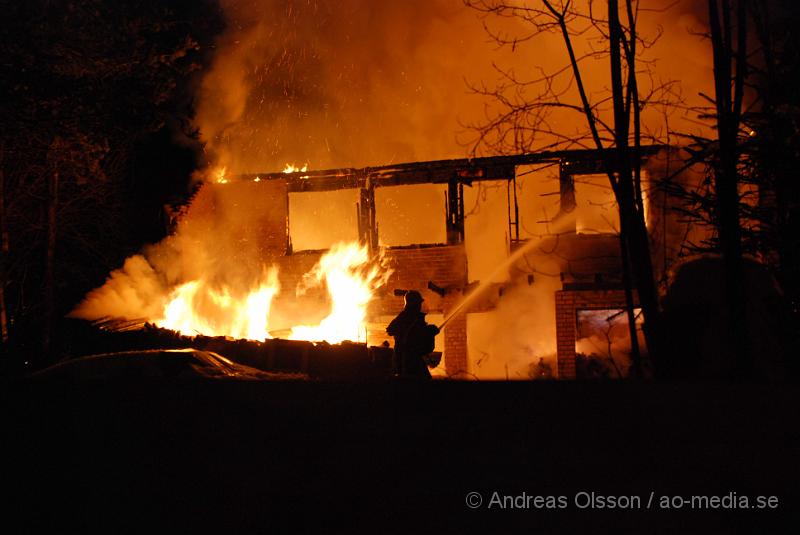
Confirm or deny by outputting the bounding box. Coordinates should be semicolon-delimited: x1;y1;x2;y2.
4;380;798;533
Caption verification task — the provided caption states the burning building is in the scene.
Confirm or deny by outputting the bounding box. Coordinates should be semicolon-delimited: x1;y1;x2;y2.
73;144;696;380
68;0;717;380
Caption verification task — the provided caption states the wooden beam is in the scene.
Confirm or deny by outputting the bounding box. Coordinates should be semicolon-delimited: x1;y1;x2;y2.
238;145;668;192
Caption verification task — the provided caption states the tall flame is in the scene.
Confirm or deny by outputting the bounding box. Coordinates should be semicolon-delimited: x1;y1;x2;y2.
156;267;280;341
289;241;391;344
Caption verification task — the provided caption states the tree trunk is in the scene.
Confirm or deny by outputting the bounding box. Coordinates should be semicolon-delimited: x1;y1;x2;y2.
0;142;9;348
709;0;750;378
609;0;660;376
43;170;58;359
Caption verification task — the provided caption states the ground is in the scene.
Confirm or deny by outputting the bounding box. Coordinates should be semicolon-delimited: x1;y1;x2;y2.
3;380;798;533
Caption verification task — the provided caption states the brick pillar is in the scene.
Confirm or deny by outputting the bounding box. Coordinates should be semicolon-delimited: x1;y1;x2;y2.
444;313;467;376
555;290;576;379
442;294;468;376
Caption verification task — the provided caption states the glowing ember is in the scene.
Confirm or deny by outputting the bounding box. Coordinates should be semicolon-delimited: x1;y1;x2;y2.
156;267;280;341
214;166;228;184
283;163;308;173
289;241;391;344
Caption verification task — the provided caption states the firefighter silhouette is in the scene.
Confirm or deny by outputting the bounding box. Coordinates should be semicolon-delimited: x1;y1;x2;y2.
387;290;440;379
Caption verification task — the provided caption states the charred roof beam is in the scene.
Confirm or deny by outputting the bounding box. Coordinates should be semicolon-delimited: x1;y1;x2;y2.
239;145;667;192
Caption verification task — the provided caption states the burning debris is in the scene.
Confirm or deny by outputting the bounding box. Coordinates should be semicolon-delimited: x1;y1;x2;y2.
156;266;280;342
72;320;398;381
74;236;392;346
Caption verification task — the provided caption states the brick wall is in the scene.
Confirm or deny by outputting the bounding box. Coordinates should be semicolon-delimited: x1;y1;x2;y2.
181;180;288;258
267;248;366;338
378;244;468;315
555;289;636;379
214;179;289;257
275;251;323;294
441;293;468;376
272;244;468;312
272;244;468;314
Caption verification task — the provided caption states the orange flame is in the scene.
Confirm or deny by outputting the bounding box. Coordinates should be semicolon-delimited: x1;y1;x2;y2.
214;166;228;184
282;163;308;173
153;241;390;344
156;267;280;341
289;241;391;343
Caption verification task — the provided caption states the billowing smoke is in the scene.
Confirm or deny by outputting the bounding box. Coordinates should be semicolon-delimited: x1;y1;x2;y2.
575;309;646;378
73;254;168;321
467;276;562;379
195;0;499;172
72;180;289;325
195;0;713;173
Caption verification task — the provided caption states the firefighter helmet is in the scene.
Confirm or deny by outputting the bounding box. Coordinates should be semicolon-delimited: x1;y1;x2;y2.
404;290;424;307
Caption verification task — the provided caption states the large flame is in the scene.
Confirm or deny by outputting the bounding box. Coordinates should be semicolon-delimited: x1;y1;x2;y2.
156;267;280;341
289;241;391;344
153;241;390;344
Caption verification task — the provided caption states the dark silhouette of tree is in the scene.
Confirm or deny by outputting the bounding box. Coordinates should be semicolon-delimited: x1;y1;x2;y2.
744;1;800;343
0;0;222;369
666;0;799;378
705;0;749;378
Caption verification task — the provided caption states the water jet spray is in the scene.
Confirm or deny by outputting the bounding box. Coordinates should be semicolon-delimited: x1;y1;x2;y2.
437;221;572;331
